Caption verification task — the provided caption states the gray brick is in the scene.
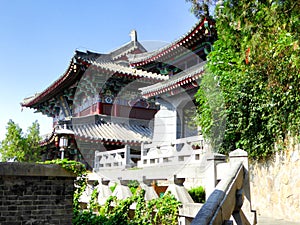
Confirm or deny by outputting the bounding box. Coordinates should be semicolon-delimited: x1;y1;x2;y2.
0;163;75;225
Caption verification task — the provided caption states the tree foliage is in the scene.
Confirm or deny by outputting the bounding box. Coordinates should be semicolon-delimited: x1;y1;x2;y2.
0;120;42;162
196;0;300;159
24;120;43;161
186;0;217;18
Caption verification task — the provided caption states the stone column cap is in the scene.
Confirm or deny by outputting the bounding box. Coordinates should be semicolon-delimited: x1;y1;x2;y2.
207;153;226;161
229;149;248;158
168;175;185;186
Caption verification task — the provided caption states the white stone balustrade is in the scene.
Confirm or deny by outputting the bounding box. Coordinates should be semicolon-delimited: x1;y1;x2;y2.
94;145;140;170
137;135;208;167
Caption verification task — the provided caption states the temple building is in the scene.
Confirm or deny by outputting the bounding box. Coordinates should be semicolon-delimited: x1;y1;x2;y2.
22;17;216;178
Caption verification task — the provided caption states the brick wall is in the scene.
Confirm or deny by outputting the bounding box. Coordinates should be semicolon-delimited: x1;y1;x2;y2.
0;163;76;225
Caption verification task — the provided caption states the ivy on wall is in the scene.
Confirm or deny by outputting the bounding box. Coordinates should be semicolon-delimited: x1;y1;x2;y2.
196;0;300;159
41;159;88;211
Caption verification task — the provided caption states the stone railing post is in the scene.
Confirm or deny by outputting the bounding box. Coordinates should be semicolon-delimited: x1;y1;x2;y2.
94;150;100;170
229;149;249;200
97;178;112;205
112;179;132;200
205;153;226;200
139;177;158;200
125;145;131;167
165;175;194;204
229;149;256;225
165;176;194;225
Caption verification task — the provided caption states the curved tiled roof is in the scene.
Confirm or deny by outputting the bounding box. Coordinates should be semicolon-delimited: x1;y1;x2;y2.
21;40;162;108
72;118;152;144
91;61;168;81
139;61;206;98
21;58;80;107
128;18;213;66
39;130;56;147
39;116;152;146
75;50;167;81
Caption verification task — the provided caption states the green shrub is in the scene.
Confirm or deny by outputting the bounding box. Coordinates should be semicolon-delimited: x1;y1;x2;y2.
89;188;99;211
73;189;181;225
128;180;139;195
73;210;107;225
188;186;205;203
110;183;117;192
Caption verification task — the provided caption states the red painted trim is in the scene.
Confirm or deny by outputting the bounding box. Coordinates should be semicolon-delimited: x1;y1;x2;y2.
143;70;204;98
130;19;210;67
97;102;102;114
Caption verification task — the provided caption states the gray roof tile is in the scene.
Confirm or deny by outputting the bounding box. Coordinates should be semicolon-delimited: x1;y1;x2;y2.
139;61;206;97
127;18;207;64
72;117;152;144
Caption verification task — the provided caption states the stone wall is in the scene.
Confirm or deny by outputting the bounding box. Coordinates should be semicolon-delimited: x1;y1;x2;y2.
0;163;76;225
250;146;300;222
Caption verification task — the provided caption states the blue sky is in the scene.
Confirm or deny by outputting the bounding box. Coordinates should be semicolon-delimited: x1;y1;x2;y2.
0;0;197;140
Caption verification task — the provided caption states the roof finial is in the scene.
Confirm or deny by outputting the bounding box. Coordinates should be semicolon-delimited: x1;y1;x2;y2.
130;30;137;42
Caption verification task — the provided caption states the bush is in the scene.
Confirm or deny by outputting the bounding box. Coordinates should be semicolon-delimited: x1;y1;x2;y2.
128;180;139;195
73;189;181;225
188;186;205;203
110;183;117;192
73;210;107;225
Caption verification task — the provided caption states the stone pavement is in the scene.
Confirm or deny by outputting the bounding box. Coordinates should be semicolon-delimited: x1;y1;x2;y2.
258;216;300;225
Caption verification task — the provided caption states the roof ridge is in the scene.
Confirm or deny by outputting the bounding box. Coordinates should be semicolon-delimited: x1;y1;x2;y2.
128;18;210;65
93;61;168;81
109;40;147;60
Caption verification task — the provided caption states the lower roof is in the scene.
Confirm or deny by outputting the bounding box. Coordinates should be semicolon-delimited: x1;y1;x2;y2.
139;61;206;98
39;115;152;147
72;116;152;145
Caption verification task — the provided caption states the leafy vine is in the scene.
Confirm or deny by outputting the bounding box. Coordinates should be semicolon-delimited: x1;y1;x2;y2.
40;159;87;211
75;188;181;225
196;0;300;159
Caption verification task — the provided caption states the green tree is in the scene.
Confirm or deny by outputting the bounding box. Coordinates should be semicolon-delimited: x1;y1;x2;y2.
195;0;300;159
0;120;26;161
24;120;42;162
185;0;217;18
0;120;42;162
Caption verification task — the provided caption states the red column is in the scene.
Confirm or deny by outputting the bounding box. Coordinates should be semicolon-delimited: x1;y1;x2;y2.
97;102;102;115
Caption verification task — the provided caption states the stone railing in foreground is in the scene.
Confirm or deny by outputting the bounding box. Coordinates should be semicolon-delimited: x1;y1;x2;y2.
90;149;256;224
81;175;203;225
191;149;257;225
